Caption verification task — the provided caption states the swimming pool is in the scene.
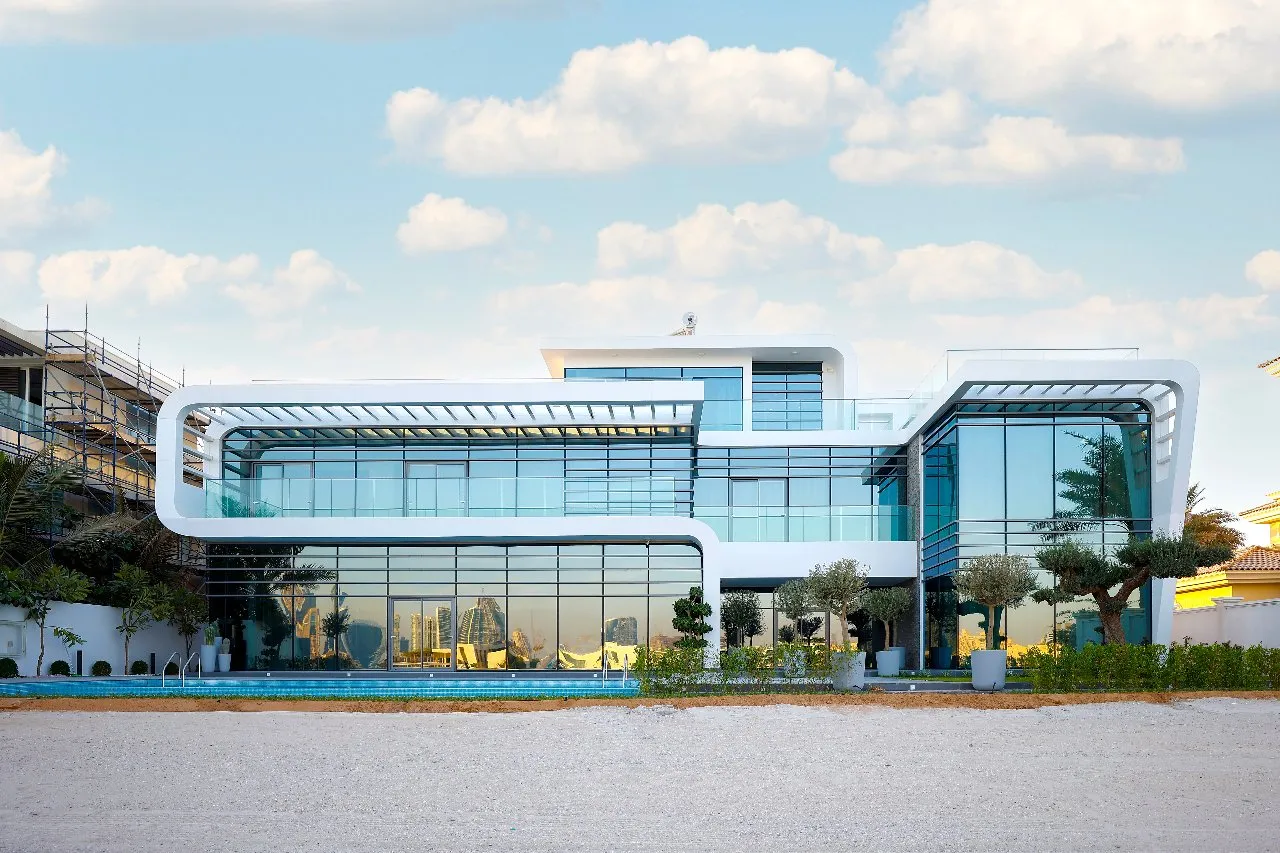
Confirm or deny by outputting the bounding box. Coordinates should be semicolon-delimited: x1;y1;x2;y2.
0;676;640;700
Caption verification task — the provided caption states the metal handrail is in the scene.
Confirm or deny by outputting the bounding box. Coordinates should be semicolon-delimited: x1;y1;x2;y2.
182;651;199;687
160;652;180;687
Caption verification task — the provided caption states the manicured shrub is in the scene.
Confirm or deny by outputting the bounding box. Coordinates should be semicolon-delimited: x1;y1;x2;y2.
163;661;179;676
90;660;112;676
1024;641;1280;692
48;660;71;676
129;660;149;675
0;657;18;678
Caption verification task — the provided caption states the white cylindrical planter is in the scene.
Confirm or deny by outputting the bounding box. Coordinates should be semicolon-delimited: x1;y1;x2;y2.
970;649;1008;691
879;646;906;676
199;644;217;674
217;653;232;673
831;651;866;691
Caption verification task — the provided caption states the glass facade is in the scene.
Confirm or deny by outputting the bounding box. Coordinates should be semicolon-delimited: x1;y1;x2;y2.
217;427;695;519
564;366;744;430
213;428;913;543
923;401;1154;662
751;362;823;431
206;542;702;671
694;445;909;542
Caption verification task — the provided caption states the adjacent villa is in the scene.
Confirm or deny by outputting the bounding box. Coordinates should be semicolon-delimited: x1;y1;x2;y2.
155;333;1197;672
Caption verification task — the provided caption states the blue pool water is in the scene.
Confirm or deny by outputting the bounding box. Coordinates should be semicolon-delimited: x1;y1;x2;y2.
0;677;640;700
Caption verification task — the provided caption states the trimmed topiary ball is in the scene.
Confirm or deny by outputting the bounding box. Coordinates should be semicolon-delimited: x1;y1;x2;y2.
91;660;112;677
163;661;179;676
129;660;149;675
48;660;71;676
0;658;18;678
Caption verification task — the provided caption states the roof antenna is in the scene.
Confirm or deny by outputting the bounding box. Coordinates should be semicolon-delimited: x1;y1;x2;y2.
670;312;697;336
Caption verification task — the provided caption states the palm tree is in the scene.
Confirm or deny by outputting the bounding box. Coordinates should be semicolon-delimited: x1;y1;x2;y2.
1185;483;1245;552
0;449;79;571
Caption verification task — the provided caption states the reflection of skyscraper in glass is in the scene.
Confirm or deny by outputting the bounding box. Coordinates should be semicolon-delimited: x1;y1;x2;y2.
605;616;638;646
459;597;505;651
410;613;423;652
423;615;441;651
433;604;452;647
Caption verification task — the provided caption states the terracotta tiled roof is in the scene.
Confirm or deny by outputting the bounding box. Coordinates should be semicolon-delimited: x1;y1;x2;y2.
1261;354;1280;376
1200;546;1280;574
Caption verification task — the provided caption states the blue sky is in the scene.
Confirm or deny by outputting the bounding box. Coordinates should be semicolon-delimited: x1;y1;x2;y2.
0;0;1277;541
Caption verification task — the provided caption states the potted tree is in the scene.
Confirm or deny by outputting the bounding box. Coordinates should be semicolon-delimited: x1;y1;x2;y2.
773;578;811;677
808;558;869;691
200;623;218;673
955;554;1039;690
862;586;912;676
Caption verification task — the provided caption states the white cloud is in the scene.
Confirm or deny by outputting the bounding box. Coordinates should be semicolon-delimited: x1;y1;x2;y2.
595;201;1071;304
881;0;1280;113
396;193;508;254
0;129;103;236
0;0;567;42
932;292;1277;350
37;246;356;316
832;116;1184;185
1245;249;1280;291
385;36;879;174
0;249;35;291
597;200;888;278
38;247;257;304
851;241;1080;302
224;249;361;317
487;275;829;338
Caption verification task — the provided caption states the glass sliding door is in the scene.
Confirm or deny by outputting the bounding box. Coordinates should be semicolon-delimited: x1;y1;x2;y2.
389;598;453;670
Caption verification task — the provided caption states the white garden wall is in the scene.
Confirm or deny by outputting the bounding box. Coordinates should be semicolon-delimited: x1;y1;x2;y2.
0;601;187;677
1173;597;1280;648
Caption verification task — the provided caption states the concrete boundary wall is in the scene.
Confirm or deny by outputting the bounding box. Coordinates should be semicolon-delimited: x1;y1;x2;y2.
0;601;187;677
1173;597;1280;648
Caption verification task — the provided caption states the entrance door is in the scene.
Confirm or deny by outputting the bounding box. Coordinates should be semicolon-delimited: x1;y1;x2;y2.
389;598;454;670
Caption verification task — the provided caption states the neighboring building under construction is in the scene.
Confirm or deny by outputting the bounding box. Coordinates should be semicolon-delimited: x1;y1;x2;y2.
0;315;199;517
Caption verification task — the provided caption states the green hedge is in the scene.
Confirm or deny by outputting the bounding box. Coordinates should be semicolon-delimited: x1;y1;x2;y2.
1023;642;1280;692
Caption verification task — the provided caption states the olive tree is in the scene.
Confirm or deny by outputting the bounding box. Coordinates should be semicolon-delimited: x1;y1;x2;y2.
808;558;869;649
720;590;763;647
1035;532;1230;645
774;578;812;645
955;555;1039;651
861;586;913;652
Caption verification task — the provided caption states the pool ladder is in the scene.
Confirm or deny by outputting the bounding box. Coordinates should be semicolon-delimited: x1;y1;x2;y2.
160;651;201;689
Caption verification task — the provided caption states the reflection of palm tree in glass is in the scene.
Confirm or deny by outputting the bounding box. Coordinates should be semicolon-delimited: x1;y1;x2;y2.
1036;425;1148;538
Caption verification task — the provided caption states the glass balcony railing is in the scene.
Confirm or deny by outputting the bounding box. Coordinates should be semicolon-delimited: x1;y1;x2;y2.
203;476;689;520
196;477;914;542
0;391;43;434
696;398;921;432
696;504;913;542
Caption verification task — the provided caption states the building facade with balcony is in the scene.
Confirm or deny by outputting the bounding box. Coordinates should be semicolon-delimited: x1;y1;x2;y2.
154;335;1198;672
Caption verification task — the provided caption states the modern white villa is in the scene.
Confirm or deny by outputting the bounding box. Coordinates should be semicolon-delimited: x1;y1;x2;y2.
154;334;1197;673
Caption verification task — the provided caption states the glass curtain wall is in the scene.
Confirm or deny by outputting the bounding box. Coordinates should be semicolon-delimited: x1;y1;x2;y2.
206;542;702;671
219;428;695;519
922;401;1153;662
693;445;910;542
751;362;822;431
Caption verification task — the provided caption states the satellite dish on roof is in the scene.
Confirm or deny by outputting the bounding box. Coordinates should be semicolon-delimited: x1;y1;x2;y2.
670;312;698;336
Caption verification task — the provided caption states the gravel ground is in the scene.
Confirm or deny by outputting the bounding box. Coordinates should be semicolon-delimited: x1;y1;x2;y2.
1;699;1277;852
